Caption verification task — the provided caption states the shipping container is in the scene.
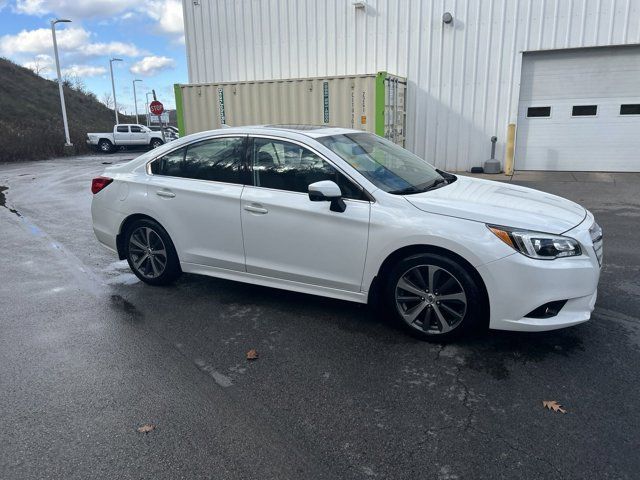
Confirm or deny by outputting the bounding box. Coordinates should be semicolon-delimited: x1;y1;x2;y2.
174;72;407;146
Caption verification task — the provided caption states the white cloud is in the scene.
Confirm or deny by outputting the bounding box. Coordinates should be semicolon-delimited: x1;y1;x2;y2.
15;0;137;18
22;54;106;79
130;55;175;76
145;0;184;35
0;27;89;56
79;41;143;57
13;0;184;39
62;64;107;77
0;26;143;59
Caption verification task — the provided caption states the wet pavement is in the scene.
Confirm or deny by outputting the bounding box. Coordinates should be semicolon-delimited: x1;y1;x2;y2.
1;153;639;480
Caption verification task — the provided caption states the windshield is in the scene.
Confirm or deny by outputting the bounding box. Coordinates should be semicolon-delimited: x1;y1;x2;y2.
317;133;449;194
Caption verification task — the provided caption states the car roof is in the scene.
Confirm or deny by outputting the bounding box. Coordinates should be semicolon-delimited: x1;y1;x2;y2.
186;124;364;140
262;124;362;138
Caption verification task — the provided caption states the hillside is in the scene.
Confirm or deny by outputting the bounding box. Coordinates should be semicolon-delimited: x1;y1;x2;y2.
0;57;135;162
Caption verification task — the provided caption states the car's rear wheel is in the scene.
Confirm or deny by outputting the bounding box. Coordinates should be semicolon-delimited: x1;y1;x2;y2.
384;253;486;341
124;219;181;285
150;139;164;149
98;139;113;153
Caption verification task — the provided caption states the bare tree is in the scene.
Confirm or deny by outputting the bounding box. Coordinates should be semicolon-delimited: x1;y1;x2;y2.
29;57;49;76
71;74;87;93
61;72;73;88
101;92;114;109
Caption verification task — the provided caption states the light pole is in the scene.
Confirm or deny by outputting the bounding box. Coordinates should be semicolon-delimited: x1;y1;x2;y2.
145;92;152;126
51;18;72;147
109;58;123;124
132;79;142;124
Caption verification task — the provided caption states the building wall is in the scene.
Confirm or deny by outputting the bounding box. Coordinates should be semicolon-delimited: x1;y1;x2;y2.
183;0;640;171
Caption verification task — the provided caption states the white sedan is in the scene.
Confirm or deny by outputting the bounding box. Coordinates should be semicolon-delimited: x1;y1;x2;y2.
91;126;602;340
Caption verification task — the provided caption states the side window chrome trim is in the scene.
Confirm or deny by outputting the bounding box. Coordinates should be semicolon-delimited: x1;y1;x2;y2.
245;184;372;204
246;133;375;202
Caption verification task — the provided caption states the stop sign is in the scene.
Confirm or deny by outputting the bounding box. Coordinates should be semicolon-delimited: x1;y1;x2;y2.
149;100;164;115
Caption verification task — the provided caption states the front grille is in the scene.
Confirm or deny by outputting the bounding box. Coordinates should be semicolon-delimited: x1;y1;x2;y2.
589;221;603;266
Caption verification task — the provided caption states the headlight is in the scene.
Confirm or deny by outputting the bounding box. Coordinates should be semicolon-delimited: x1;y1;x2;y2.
488;225;582;260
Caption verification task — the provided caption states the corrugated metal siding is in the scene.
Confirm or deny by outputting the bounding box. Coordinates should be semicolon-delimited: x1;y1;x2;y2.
183;0;640;171
179;75;379;133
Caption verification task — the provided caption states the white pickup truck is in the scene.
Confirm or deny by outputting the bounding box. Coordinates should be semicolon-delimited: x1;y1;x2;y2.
86;124;168;153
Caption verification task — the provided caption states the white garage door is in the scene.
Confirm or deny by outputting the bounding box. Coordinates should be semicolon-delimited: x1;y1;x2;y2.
516;46;640;172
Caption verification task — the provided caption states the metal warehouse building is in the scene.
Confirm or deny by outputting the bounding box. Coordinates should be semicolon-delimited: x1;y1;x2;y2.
180;0;640;172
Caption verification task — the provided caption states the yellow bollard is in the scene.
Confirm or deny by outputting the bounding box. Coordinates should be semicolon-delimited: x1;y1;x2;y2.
505;123;516;176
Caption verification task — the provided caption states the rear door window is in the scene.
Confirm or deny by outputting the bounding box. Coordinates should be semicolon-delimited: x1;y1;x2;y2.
150;137;246;184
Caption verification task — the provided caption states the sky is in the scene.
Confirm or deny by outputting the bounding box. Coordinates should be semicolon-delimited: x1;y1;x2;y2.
0;0;187;114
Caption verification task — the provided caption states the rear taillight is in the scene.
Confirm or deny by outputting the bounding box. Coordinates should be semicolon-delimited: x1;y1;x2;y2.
91;176;113;194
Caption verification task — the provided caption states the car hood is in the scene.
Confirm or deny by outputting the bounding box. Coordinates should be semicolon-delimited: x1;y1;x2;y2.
404;175;586;234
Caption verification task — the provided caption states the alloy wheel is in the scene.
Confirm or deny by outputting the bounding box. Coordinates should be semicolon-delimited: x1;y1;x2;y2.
128;227;168;279
395;264;467;335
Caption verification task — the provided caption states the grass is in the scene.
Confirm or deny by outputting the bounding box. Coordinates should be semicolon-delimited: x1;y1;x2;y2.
0;57;136;162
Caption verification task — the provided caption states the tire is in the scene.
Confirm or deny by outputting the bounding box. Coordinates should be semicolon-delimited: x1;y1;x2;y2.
124;218;181;286
98;139;113;153
383;253;487;341
150;139;164;149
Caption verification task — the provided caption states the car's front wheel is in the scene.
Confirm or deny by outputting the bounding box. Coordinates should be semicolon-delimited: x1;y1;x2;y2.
124;219;181;285
150;139;164;149
384;253;486;341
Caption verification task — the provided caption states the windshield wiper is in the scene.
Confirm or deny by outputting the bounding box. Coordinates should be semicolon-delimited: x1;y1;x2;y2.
423;177;448;191
389;177;449;195
388;186;422;195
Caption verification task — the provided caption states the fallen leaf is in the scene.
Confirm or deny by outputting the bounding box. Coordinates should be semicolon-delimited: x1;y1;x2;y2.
137;423;156;433
246;349;258;360
542;400;566;414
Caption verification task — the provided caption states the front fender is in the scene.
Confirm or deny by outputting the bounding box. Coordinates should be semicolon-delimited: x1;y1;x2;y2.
361;201;514;293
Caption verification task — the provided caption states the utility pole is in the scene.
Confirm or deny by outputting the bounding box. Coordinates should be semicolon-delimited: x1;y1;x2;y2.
152;89;166;143
145;92;152;126
51;18;73;147
132;79;142;124
109;58;123;124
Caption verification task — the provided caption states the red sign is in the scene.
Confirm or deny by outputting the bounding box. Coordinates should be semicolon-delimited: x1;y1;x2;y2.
149;100;164;116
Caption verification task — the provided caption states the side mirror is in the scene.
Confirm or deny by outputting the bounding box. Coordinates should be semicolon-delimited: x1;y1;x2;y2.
308;180;346;213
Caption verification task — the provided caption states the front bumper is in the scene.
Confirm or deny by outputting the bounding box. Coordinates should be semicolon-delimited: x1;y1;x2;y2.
478;213;601;332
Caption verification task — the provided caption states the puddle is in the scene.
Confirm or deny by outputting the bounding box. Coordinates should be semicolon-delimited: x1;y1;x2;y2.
456;330;585;380
0;186;21;217
110;294;143;322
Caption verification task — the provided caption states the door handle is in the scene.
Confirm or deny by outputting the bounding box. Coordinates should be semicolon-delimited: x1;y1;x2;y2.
156;190;176;198
244;204;268;214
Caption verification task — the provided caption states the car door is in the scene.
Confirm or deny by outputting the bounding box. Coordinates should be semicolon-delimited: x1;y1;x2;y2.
114;125;130;145
240;136;371;292
130;125;148;145
146;135;248;270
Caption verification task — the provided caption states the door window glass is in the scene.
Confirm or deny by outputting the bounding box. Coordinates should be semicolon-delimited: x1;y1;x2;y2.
150;137;245;184
572;105;597;116
526;106;551;118
251;138;366;200
116;126;129;133
620;104;640;115
130;125;143;132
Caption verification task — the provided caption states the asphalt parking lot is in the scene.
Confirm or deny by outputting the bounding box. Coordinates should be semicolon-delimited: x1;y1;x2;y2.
1;153;639;480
